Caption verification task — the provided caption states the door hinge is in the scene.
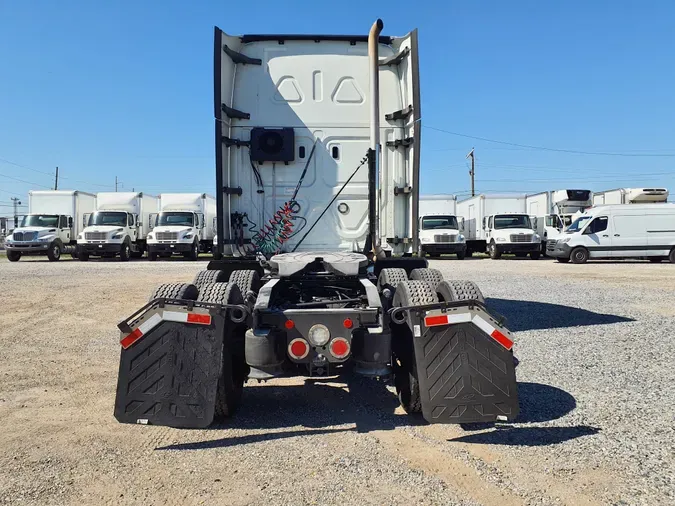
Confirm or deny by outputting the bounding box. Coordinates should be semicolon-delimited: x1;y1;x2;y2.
221;103;250;120
386;137;414;148
223;44;262;65
223;186;243;196
394;186;412;196
222;136;250;148
385;105;413;121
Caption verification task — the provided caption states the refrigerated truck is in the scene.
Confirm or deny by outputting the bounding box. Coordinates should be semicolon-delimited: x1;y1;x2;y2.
457;194;541;258
526;189;592;252
418;195;466;258
77;192;158;261
147;193;216;261
4;190;96;261
592;188;669;205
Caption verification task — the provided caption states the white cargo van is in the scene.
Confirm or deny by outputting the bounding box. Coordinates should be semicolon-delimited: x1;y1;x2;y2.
78;192;158;261
547;203;675;263
4;190;96;261
146;193;216;261
418;195;465;259
527;189;592;251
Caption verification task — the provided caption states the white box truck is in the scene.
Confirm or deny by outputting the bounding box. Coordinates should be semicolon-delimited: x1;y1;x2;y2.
4;190;96;262
146;193;216;261
457;194;541;259
526;189;592;252
548;203;675;263
418;194;466;259
78;192;158;261
592;187;669;205
111;20;520;429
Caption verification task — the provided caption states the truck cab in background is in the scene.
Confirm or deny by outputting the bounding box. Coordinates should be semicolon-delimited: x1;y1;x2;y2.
4;190;96;262
146;193;216;261
484;213;541;260
77;192;158;261
418;195;465;259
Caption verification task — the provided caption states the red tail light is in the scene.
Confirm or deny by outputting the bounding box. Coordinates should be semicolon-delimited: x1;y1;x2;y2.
284;319;295;330
329;338;350;359
288;338;309;359
343;318;354;329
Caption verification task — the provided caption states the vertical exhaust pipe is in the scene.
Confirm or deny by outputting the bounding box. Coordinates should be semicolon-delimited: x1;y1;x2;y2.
368;18;386;259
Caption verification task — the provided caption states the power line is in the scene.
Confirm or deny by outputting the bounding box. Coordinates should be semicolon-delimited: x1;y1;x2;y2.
423;125;675;157
0;172;52;189
0;157;114;188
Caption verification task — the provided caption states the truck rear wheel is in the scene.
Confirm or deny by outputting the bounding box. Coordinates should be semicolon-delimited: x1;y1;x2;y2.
392;280;439;414
228;270;261;297
436;280;485;304
570;247;589;264
148;282;199;302
197;282;247;419
410;268;444;290
193;269;229;290
6;250;21;262
47;242;61;262
120;242;131;262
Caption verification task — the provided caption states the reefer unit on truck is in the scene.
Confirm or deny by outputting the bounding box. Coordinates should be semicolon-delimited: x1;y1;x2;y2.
112;20;521;431
4;190;96;262
147;193;217;260
418;195;466;259
77;192;158;261
593;188;669;205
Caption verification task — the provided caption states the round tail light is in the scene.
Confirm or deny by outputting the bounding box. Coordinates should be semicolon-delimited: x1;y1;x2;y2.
329;337;350;359
288;338;309;359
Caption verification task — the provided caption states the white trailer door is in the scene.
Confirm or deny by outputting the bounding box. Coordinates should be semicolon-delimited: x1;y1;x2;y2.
468;204;476;239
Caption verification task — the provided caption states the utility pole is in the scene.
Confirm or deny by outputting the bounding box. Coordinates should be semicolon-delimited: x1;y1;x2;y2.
115;176;119;192
466;148;475;197
11;197;21;229
54;167;59;190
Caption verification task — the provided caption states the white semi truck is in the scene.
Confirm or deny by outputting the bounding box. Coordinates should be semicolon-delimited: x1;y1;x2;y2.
457;194;541;259
526;189;592;252
77;192;158;261
418;195;466;259
112;20;519;430
4;190;96;262
146;193;216;261
593;187;669;205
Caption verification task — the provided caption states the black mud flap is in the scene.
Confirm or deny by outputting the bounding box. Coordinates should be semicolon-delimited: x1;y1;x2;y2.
114;309;226;428
409;307;519;424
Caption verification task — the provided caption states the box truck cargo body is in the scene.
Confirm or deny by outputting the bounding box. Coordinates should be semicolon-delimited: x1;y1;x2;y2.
592;188;669;205
418;195;465;258
527;189;592;251
4;190;96;261
77;192;158;261
147;193;217;260
457;194;540;258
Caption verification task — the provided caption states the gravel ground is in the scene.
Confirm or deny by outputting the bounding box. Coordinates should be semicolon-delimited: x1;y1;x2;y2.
0;254;673;505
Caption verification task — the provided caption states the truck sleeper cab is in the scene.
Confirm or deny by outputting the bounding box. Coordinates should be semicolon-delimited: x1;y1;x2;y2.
485;213;541;259
548;203;675;264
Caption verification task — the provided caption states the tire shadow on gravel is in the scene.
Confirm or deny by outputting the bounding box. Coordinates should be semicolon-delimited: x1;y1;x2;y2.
448;425;600;446
156;375;422;451
486;298;634;332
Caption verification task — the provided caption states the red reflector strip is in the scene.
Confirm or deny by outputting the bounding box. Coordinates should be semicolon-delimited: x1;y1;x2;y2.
425;315;449;327
120;328;143;349
490;329;513;351
186;313;212;325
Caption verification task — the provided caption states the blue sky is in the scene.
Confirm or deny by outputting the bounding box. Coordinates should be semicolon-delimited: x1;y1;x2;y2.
1;0;674;216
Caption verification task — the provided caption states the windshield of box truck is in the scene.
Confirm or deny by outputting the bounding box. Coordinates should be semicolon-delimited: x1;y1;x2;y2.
88;212;127;226
421;216;458;230
494;215;532;229
157;212;193;227
566;216;592;233
20;215;59;227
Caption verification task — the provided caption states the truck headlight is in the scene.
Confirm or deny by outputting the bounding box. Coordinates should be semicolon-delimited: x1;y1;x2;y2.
183;234;193;240
308;324;330;346
77;234;83;240
38;237;51;242
421;237;430;243
560;238;571;244
496;237;506;242
147;233;154;240
533;234;541;242
112;233;124;239
457;234;465;242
